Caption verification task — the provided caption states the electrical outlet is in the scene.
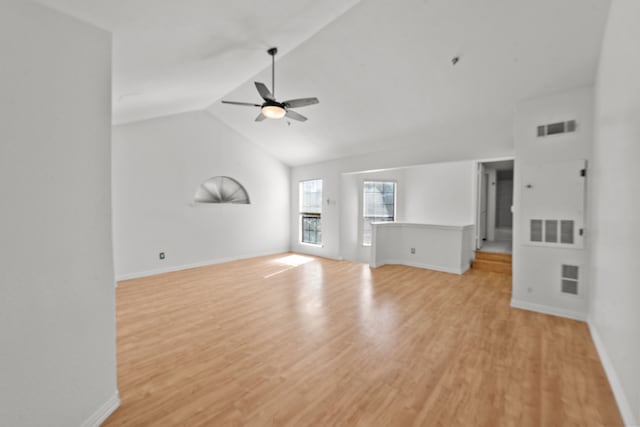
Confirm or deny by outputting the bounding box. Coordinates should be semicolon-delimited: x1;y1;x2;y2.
410;248;416;254
159;252;165;260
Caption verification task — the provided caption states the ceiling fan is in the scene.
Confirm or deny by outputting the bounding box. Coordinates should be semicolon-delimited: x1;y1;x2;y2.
222;47;319;122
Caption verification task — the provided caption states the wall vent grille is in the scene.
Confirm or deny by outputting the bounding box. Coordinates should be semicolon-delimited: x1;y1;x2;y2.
530;219;576;245
561;264;579;295
537;120;577;137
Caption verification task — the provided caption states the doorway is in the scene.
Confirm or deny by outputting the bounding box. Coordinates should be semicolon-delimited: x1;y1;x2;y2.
476;160;514;253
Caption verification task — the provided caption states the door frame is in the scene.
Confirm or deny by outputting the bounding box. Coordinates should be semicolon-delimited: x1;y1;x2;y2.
475;157;515;250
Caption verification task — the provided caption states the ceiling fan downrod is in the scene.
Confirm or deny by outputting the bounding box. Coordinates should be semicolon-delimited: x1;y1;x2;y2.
268;47;278;96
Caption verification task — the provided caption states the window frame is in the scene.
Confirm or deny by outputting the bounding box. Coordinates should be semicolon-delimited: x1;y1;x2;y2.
299;179;323;246
361;180;397;247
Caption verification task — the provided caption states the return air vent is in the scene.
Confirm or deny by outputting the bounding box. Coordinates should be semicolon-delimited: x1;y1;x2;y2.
561;264;579;295
529;219;576;245
529;219;582;245
537;120;577;137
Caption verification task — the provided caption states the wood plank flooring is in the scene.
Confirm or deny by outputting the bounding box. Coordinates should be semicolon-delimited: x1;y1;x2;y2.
104;253;622;426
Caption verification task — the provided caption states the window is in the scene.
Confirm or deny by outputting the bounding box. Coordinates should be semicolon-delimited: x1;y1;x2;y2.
362;181;396;246
299;179;322;245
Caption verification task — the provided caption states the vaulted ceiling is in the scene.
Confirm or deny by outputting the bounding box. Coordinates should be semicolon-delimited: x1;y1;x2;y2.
38;0;611;166
36;0;362;125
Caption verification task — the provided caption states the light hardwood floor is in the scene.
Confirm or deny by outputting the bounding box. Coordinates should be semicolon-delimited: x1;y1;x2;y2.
104;253;622;426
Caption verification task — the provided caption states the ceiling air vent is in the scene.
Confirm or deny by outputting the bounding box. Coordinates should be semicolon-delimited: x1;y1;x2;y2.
537;120;577;137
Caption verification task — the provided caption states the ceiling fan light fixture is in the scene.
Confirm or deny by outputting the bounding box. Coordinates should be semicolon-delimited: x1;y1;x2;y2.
261;104;286;119
221;47;317;122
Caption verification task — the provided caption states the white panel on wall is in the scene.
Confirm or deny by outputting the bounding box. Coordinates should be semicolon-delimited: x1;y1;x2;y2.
512;87;594;319
512;86;593;321
520;160;586;249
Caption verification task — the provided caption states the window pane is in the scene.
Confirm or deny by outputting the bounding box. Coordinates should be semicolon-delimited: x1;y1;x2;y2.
362;181;395;245
300;179;323;214
300;180;322;244
301;214;321;244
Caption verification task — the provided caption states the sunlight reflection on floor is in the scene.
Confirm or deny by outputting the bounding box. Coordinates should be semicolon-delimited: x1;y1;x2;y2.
274;254;314;267
264;254;315;279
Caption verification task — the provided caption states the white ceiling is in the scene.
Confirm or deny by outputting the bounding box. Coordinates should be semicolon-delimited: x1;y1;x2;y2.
38;0;610;167
36;0;362;124
207;0;611;166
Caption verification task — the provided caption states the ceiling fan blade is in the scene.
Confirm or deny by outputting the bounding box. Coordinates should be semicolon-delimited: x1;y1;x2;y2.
283;97;319;109
255;113;266;122
222;100;261;107
255;82;275;101
285;110;307;122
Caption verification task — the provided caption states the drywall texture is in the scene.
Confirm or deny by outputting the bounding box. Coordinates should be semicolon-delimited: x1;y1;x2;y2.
590;0;640;423
112;111;290;278
512;86;594;320
0;2;117;426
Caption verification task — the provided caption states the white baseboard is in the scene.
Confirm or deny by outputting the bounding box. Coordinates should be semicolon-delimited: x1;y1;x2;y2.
372;259;468;275
116;250;289;282
588;322;638;427
80;391;120;427
510;299;587;321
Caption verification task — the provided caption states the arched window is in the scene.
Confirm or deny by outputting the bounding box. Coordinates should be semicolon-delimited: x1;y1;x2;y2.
194;176;250;204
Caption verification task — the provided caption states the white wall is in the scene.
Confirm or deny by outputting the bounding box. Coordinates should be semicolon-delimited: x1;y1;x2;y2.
589;0;640;423
403;162;476;226
289;124;512;261
112;111;290;279
0;2;117;426
512;86;594;320
339;168;407;263
289;161;342;260
292;158;477;263
372;223;475;274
